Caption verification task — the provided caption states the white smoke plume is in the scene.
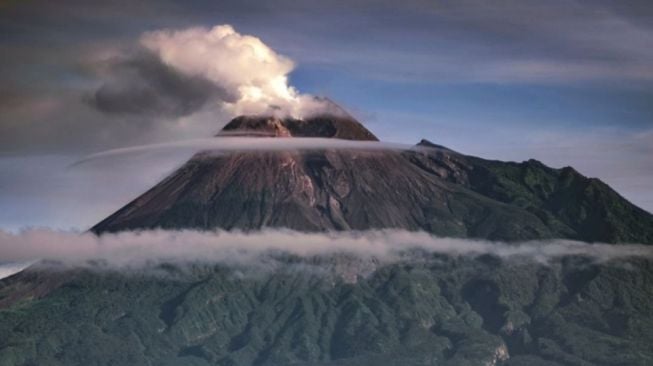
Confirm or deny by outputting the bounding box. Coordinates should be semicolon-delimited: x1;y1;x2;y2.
0;229;651;279
140;25;327;118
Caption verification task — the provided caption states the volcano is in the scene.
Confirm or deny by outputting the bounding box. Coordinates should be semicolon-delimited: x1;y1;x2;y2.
92;113;653;243
4;111;653;366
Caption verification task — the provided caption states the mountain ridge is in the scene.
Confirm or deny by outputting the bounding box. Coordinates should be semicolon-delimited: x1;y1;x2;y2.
91;113;653;244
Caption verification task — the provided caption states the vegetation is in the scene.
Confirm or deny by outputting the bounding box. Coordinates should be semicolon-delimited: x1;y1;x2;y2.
1;254;652;365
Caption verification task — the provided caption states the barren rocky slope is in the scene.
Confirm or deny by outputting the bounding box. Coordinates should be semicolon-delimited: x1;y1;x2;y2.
93;114;653;244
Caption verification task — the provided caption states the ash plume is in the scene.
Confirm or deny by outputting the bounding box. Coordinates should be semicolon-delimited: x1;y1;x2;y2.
88;25;335;120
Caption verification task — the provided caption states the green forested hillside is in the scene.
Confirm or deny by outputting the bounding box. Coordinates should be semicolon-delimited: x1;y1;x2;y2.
1;254;652;366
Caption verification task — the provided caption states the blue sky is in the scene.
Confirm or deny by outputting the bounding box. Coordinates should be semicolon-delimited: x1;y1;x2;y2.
1;0;652;230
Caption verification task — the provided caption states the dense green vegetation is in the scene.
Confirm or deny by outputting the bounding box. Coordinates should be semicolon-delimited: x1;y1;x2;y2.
463;156;653;244
1;254;652;366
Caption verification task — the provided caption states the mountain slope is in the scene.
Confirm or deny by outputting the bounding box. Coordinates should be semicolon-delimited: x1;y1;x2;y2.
2;255;653;366
92;115;653;244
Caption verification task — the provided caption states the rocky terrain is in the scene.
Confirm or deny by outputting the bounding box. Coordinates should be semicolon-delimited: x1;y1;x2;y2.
93;114;653;244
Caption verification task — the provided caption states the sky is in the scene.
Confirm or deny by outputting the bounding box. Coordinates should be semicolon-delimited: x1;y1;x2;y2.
1;0;652;231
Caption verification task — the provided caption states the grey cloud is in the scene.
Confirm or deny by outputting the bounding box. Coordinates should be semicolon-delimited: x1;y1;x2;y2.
0;92;228;155
87;51;237;117
258;0;653;84
5;0;653;88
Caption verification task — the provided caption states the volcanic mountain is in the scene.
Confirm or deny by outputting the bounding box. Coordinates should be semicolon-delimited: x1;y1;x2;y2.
4;111;653;366
92;113;653;243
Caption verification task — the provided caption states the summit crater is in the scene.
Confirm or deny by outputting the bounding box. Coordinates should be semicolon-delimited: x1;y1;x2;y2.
217;114;379;141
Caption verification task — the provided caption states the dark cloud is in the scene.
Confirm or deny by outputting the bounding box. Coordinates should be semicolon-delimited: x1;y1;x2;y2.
87;51;237;117
0;89;228;155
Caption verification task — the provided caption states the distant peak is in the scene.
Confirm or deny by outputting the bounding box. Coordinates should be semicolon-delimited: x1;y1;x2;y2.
416;139;452;151
217;114;378;141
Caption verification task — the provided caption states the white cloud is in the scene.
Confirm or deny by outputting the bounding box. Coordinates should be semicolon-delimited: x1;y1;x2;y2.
0;229;651;278
73;137;413;166
141;25;327;118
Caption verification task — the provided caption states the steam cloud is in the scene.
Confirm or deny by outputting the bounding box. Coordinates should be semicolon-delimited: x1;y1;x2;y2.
89;25;330;119
1;229;651;278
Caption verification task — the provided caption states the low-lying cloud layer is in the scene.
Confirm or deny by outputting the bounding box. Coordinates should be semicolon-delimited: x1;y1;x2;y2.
1;229;651;275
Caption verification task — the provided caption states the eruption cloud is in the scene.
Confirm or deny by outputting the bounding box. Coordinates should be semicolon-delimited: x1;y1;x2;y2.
89;25;331;119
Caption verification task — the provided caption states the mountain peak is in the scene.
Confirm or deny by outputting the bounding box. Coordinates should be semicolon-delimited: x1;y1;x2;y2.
217;114;379;141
